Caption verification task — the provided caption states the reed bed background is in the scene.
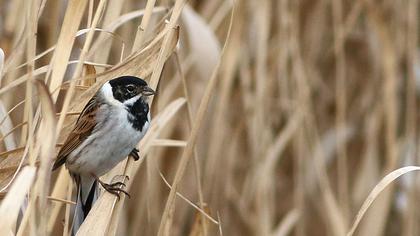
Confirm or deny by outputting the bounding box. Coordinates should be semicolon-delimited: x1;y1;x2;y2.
0;0;419;235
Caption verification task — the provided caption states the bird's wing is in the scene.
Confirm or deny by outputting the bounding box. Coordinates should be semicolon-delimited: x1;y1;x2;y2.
53;96;100;170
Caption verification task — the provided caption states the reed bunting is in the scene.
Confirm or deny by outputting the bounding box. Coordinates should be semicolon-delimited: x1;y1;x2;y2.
52;76;154;235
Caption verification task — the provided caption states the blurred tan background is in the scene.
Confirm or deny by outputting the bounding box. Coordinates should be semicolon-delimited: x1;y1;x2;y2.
0;0;419;236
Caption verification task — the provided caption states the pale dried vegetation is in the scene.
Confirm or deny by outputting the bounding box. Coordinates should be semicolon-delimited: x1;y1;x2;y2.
0;0;419;236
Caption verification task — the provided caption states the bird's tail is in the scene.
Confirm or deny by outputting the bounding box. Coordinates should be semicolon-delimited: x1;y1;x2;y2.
71;175;98;236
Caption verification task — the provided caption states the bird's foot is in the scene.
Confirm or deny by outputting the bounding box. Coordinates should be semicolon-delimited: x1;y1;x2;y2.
93;175;131;200
129;148;140;161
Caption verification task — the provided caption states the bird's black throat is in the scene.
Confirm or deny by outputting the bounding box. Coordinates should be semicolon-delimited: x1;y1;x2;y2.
126;98;149;131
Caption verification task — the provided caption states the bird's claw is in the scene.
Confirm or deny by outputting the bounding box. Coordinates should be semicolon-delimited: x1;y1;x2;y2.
93;175;131;200
129;148;140;161
99;182;130;199
106;181;126;188
102;186;131;200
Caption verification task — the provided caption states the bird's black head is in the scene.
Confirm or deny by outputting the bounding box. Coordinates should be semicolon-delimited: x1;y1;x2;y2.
108;76;155;103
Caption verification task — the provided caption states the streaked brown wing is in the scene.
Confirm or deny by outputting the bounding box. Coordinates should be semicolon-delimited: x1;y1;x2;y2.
52;96;99;171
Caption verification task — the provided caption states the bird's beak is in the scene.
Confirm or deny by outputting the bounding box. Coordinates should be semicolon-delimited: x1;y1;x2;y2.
141;86;155;96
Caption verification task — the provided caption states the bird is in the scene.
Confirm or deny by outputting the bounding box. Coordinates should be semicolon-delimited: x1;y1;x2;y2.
52;75;155;235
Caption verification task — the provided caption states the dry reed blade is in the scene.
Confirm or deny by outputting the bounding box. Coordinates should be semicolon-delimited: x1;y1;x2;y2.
181;4;221;81
157;2;234;234
0;48;4;81
92;0;125;72
29;80;57;235
47;0;88;101
347;166;420;236
332;0;349;223
0;166;36;235
132;0;157;52
157;170;218;225
271;209;300;236
55;0;107;135
403;0;419;234
151;139;187;147
47;169;70;234
0;101;17;150
356;2;400;235
175;51;208;235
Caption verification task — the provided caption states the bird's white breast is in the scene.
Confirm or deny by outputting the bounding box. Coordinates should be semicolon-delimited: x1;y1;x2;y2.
66;103;150;176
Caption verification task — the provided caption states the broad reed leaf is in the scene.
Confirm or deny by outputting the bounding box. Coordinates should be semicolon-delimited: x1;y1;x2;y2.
48;0;88;101
0;166;36;235
181;5;221;80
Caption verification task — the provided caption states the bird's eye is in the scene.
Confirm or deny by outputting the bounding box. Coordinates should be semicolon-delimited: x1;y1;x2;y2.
126;84;136;93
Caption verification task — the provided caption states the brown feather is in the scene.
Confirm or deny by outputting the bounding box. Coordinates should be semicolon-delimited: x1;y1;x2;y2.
52;96;100;170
